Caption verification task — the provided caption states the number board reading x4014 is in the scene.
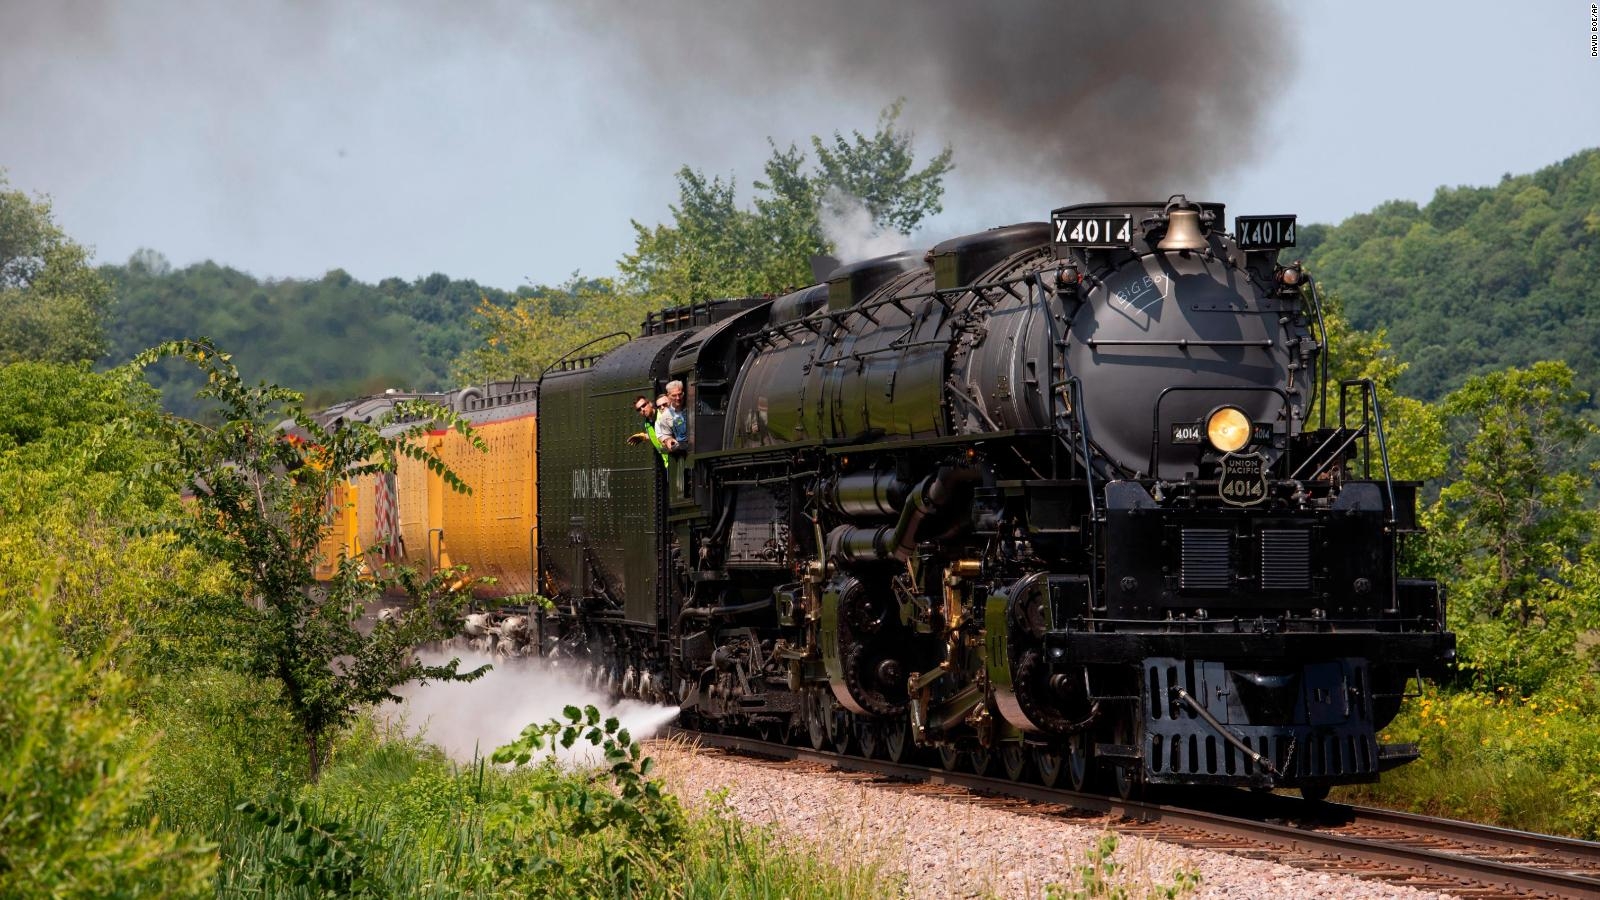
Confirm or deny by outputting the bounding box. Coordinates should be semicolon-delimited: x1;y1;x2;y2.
1053;213;1133;249
1234;215;1297;250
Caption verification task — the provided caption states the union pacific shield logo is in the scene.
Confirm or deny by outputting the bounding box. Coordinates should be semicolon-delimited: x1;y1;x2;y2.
1219;451;1267;507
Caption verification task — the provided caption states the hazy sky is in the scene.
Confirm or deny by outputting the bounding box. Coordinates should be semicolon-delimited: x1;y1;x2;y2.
1;1;1596;289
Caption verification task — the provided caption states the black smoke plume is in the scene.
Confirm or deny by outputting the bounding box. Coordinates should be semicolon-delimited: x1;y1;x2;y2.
558;0;1290;197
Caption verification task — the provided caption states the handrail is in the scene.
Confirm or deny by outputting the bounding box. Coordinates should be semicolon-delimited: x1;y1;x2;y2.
426;527;444;576
1057;376;1099;525
1038;269;1065;479
1287;425;1366;482
753;268;1044;347
528;525;539;605
537;331;632;383
1340;378;1397;524
1308;277;1331;430
1057;376;1101;615
1087;338;1274;349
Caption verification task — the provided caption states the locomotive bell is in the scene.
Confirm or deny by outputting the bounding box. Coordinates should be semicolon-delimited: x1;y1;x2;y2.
1157;207;1208;252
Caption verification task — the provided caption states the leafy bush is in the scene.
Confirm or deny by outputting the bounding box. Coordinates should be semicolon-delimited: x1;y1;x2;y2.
491;704;686;894
133;667;302;834
0;361;239;673
1340;683;1600;838
213;707;893;898
133;339;491;780
0;589;214;898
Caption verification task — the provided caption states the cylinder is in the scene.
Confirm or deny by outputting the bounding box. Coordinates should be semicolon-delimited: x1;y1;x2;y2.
826;525;895;563
820;470;907;519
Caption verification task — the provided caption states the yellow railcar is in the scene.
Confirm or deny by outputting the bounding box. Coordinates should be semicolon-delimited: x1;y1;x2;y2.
313;480;359;581
351;467;403;574
314;383;539;600
439;410;537;597
396;430;446;573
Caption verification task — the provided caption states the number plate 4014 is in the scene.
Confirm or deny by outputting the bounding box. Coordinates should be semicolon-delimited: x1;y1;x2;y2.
1235;215;1297;250
1054;214;1133;248
1219;451;1268;507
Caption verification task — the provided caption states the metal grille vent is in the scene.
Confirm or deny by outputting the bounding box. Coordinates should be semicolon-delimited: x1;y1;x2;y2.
1180;529;1231;591
1260;530;1312;591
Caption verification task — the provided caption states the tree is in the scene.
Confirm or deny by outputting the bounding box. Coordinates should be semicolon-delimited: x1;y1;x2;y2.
130;339;491;779
0;361;239;673
620;103;953;307
453;277;645;382
1315;287;1446;483
811;99;953;235
1300;148;1600;402
1433;361;1597;627
103;259;501;420
0;171;112;365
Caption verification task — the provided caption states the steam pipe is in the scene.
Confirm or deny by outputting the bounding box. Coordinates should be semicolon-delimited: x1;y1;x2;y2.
710;488;737;542
890;466;981;560
678;597;775;619
819;469;907;519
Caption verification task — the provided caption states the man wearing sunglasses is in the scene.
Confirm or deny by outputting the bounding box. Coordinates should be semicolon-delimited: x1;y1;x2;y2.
626;394;668;466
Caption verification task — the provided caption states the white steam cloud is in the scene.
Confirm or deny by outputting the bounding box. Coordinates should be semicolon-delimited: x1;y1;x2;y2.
391;649;680;767
820;188;913;264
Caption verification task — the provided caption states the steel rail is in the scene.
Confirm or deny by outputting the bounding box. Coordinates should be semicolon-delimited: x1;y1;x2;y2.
1336;802;1600;866
667;727;1600;899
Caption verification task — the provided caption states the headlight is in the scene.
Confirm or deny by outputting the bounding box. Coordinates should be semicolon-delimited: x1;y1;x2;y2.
1206;406;1251;452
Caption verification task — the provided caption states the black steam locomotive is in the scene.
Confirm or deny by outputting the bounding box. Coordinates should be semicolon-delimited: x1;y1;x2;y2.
532;196;1454;798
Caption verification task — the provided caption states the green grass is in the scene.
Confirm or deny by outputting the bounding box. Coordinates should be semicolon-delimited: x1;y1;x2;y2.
208;718;895;898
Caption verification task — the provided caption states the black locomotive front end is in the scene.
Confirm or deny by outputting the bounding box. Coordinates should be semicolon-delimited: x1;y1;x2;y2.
1074;476;1452;791
1026;199;1454;793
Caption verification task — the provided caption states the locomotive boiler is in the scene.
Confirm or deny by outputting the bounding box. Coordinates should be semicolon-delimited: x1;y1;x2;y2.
327;195;1455;799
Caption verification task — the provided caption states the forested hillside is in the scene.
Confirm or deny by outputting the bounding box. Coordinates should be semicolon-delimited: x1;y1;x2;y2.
100;254;536;418
99;105;958;416
1298;148;1600;400
101;148;1600;416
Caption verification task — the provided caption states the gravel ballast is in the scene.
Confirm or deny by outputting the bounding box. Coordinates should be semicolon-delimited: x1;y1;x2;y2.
650;741;1457;900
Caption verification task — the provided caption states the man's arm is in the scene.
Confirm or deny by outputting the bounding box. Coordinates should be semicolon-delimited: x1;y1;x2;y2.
627;421;666;451
654;409;680;451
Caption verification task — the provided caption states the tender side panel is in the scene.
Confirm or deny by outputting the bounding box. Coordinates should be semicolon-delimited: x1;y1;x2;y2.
355;470;379;561
581;332;692;627
353;468;396;574
535;367;591;601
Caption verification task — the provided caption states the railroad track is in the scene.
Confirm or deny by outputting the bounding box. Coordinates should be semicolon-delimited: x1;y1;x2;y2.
666;727;1600;899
